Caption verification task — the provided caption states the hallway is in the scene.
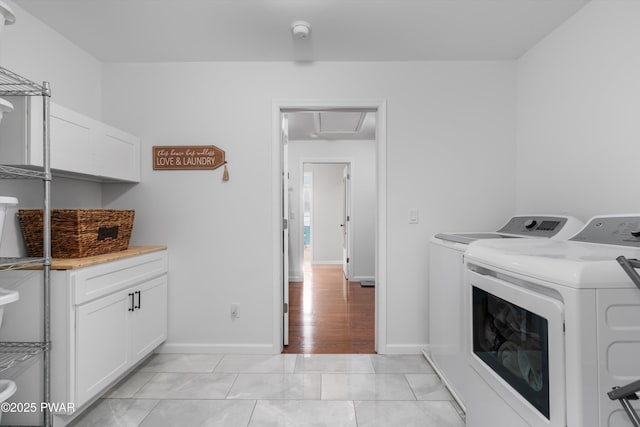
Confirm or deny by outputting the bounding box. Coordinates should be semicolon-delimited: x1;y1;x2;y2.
283;258;375;354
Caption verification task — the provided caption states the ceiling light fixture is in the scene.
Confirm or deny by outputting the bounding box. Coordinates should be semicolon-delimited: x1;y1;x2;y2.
291;21;311;38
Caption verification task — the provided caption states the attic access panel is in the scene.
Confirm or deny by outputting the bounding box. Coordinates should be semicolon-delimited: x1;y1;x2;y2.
286;110;376;141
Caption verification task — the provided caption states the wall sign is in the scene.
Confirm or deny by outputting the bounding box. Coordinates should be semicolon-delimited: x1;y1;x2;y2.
153;145;226;170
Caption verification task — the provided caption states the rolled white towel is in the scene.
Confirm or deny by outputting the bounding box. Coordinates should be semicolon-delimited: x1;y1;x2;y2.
498;341;520;378
518;350;543;391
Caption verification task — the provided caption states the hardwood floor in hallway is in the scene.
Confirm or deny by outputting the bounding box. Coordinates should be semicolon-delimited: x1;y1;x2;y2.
283;261;375;354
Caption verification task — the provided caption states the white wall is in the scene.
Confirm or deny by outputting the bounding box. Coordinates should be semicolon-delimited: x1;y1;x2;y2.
288;140;376;281
305;163;345;264
516;0;640;219
101;61;516;353
2;1;102;119
0;3;517;353
0;2;104;257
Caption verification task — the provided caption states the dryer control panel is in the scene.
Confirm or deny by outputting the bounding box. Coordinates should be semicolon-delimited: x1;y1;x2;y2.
497;216;568;237
570;215;640;247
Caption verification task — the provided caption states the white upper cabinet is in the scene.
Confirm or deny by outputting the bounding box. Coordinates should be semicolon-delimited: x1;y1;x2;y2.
0;96;140;183
48;102;95;176
99;123;140;182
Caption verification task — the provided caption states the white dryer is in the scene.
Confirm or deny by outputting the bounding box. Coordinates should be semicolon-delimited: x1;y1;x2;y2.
464;214;640;427
426;215;584;411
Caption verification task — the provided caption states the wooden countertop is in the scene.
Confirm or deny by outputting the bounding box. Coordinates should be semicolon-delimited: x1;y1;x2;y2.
50;246;167;270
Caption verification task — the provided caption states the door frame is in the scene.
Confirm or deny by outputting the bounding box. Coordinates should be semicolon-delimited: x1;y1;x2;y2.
271;99;388;354
342;163;351;279
282;114;290;346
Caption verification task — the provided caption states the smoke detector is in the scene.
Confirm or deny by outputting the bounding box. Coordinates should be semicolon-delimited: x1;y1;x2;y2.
291;21;311;38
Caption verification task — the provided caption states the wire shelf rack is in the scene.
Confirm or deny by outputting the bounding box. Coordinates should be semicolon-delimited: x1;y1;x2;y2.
0;165;47;180
0;66;45;96
0;342;48;374
0;65;52;426
0;258;47;270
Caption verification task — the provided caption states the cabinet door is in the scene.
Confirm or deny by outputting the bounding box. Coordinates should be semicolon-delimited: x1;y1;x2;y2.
1;96;95;173
130;275;168;361
98;123;141;182
76;290;130;407
49;102;96;175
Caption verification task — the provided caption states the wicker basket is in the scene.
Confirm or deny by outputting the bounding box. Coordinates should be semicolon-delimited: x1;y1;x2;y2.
19;209;135;258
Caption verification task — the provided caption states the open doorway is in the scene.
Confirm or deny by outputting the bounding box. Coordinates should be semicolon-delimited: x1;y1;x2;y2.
284;161;376;353
279;108;378;353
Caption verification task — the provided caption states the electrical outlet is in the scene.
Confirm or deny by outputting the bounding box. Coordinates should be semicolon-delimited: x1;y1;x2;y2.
231;303;240;318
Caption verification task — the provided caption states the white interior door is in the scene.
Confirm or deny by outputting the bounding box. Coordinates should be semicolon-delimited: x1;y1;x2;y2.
282;114;290;346
342;165;351;278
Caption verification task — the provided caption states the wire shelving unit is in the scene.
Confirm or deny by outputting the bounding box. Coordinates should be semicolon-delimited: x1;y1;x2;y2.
0;65;51;427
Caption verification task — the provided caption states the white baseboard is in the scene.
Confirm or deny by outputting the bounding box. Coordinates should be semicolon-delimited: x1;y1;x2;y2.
288;274;303;282
378;344;427;355
157;342;279;354
158;343;425;356
351;275;375;282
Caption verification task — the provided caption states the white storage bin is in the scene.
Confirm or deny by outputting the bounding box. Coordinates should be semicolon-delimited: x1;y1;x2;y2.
0;97;13;124
0;196;17;244
0;379;17;424
0;0;15;62
0;287;18;328
0;1;15;35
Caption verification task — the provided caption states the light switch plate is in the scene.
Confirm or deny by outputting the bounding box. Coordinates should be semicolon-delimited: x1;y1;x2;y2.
409;208;419;224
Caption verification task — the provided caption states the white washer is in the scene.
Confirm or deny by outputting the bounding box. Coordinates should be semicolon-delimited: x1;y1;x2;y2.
426;215;584;411
464;214;640;427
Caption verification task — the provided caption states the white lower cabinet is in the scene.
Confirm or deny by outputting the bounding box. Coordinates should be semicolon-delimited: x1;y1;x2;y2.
75;274;168;407
51;249;168;425
130;276;168;360
0;249;168;426
75;290;130;407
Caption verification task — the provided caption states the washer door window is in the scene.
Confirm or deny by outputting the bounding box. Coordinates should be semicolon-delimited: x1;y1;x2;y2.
467;267;566;427
473;286;550;418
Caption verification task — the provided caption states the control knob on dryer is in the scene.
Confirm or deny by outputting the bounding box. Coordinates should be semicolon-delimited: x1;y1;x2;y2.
524;219;537;229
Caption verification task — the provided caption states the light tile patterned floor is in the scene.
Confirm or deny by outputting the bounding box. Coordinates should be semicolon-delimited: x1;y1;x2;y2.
69;354;465;427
